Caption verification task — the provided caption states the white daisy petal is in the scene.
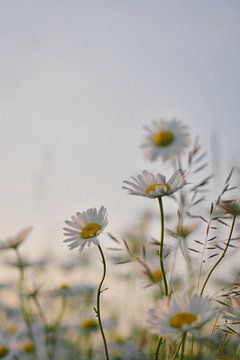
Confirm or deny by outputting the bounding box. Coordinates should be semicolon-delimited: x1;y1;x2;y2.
141;118;190;162
123;170;186;199
0;227;32;250
63;206;108;252
65;220;81;230
217;198;240;216
63;236;80;242
147;294;217;338
123;181;143;192
167;170;186;190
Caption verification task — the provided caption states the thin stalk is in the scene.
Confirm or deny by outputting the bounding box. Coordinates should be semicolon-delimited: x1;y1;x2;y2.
51;296;68;358
86;334;93;360
33;296;52;360
200;215;236;295
189;334;194;360
180;333;187;360
15;248;38;360
157;196;168;296
233;346;240;360
96;245;109;360
169;244;178;292
203;308;222;358
171;336;184;360
196;220;212;294
154;337;163;360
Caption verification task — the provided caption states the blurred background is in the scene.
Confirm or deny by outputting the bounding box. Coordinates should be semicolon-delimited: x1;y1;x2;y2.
1;0;240;256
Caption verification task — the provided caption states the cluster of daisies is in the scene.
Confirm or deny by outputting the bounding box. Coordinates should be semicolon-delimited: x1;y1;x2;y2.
62;118;240;357
63;118;190;254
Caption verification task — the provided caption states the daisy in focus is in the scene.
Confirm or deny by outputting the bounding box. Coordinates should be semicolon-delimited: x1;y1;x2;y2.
147;294;217;337
122;169;186;198
141;118;190;161
63;206;108;252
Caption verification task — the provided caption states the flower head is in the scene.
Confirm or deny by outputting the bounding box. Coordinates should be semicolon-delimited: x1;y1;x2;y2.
123;170;186;199
20;341;34;354
217;199;240;216
144;268;163;286
0;227;32;251
80;318;99;333
167;223;197;240
0;345;9;358
63;206;108;252
141;118;190;161
147;294;217;337
224;296;240;322
48;283;95;298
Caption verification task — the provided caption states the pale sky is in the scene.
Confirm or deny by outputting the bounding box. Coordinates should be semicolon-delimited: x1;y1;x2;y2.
1;1;240;256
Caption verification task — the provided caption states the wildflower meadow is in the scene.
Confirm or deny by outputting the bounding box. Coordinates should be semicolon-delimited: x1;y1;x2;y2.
1;118;240;360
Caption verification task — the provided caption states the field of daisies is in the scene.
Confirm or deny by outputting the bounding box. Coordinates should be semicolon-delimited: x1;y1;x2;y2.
1;118;240;360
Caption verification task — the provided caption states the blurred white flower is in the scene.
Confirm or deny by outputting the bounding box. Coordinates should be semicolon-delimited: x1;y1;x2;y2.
166;223;197;240
0;345;9;358
150;239;173;258
0;227;32;251
80;318;99;333
63;206;108;252
141;118;190;161
217;199;240;216
47;283;96;298
123;170;186;198
147;294;217;337
224;296;240;322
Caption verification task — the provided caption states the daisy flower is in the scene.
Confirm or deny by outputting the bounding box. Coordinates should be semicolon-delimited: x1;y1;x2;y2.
0;345;9;358
167;223;197;240
224;296;240;322
80;318;99;333
217;198;240;216
63;206;108;252
48;283;96;298
141;118;190;161
150;239;173;258
122;169;186;198
0;227;32;250
147;294;217;337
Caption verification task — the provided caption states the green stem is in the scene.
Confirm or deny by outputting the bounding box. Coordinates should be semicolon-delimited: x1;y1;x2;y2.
180;333;187;360
200;215;236;295
154;337;163;360
51;296;68;358
96;245;110;360
189;333;195;360
15;248;38;360
33;296;52;360
86;333;93;360
157;196;168;296
171;337;184;360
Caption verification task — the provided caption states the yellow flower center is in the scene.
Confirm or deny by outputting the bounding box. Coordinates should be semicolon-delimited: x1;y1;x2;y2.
80;319;98;331
7;324;18;333
112;349;122;357
80;223;102;239
151;270;163;282
176;225;192;238
169;312;197;328
20;341;34;353
59;283;70;290
145;183;171;195
153;130;175;147
0;345;9;358
111;335;126;344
